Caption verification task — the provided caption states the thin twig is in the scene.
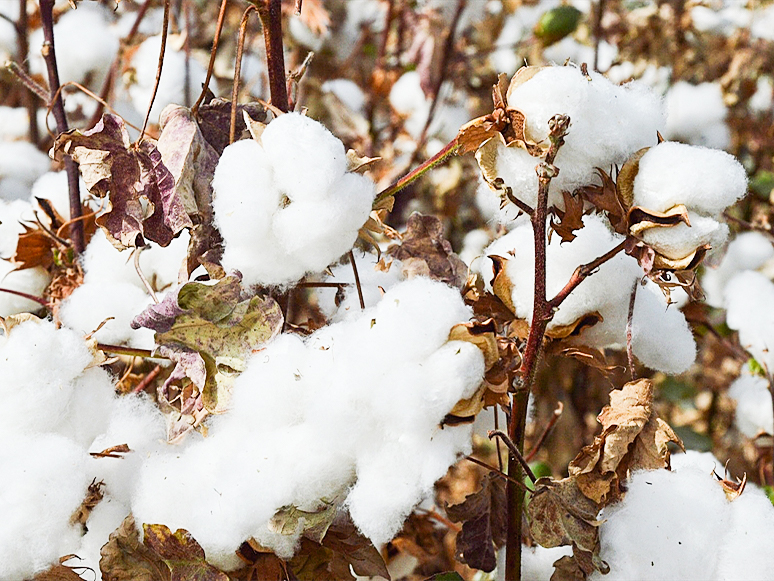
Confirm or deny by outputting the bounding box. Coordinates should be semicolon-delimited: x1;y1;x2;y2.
626;279;637;380
286;51;314;112
256;0;289;112
133;364;162;394
192;0;229;115
592;0;606;72
0;287;49;309
524;401;563;462
97;343;161;359
348;250;365;310
52;81;146;135
39;0;84;254
296;281;352;288
231;5;258;144
139;0;171;142
294;0;303;15
133;247;159;304
722;211;774;243
5;60;49;103
464;456;533;491
374;138;461;205
494;406;503;472
489;429;537;483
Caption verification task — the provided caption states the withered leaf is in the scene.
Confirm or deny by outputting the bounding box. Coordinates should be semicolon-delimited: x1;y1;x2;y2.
233;541;288;581
578;168;628;234
196;98;266;155
489;255;517;315
52;114;193;249
550;345;619;374
70;479;104;531
445;472;507;572
550;544;607;581
10;223;54;270
132;273;283;412
448;319;498;370
142;523;229;581
269;501;338;544
388;213;467;290
30;561;86;581
549;190;586;243
100;515;170;581
526;477;601;556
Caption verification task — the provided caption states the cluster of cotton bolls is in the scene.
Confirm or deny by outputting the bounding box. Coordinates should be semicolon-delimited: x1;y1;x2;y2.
131;277;485;570
0;318;165;580
480;213;696;374
212;112;375;287
588;451;774;580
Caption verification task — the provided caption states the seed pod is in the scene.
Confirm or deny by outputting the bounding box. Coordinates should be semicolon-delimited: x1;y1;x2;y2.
534;5;583;46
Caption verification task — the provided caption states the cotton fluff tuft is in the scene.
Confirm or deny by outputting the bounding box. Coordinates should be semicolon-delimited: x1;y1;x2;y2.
490;66;664;212
212;113;375;286
132;278;485;563
0;141;50;200
728;373;774;438
592;463;774;580
664;81;730;150
480;214;696;373
0;433;92;581
724;271;774;373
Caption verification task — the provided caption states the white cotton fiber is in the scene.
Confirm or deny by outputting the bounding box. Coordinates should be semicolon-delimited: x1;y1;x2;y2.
317;250;403;321
593;464;774;581
724;270;774;373
632;142;748;216
498;65;664;209
639;212;728;260
0;141;51;201
31;171;92;220
702;231;774;308
0;107;31;141
132;278;484;561
213;113;374;286
0;199;33;256
74;495;130;578
0;433;91;581
322;79;366;114
59;281;156;348
0;260;50;317
728;374;774;438
519;545;573;581
664;81;730;150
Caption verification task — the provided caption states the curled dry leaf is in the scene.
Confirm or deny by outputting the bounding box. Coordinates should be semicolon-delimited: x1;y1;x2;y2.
142;523;229;581
269;500;338;544
445;472;507;573
568;378;683;505
99;515;170;581
52;114;193;250
550;190;586;243
387;213;467;290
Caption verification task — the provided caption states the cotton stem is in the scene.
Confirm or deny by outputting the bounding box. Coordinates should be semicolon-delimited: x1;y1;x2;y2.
192;0;228;115
138;0;170;142
16;0;38;144
256;0;289;113
231;5;258;144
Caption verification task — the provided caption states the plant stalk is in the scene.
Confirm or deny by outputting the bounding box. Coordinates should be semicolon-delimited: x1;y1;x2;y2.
256;0;289;112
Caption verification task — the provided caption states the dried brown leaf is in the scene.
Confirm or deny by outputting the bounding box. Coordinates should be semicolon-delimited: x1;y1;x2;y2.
100;515;170;581
549;191;586;243
142;523;229;581
578;168;628;234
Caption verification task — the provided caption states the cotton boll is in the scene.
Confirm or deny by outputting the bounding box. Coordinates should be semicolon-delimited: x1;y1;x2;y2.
594;467;731;581
55;367;116;448
639;213;727;261
0;141;51;200
703;232;774;308
670;450;724;474
459;228;492;268
213;114;374;286
664;81;730;150
0;107;31;141
633;141;748;217
714;486;774;580
501;66;665;209
749;76;774;114
724;271;774;372
31;171;92;220
0;260;50;317
0;320;94;435
322;79;367;114
75;495;130;577
727;374;774;438
629;280;696;374
0;433;91;581
59;281;156;348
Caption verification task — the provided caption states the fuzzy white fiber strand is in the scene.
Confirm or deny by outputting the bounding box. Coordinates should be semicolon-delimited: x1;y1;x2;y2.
0;141;51;201
724;271;774;373
481;214;696;373
212;113;375;286
591;457;774;580
131;278;485;566
490;65;664;213
728;373;774;438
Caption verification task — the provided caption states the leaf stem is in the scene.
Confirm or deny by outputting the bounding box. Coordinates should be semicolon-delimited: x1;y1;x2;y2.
192;0;228;115
349;250;365;310
626;279;638;380
97;343;161;360
138;0;170;142
0;287;49;309
231;5;258;144
489;429;537;483
16;0;38;144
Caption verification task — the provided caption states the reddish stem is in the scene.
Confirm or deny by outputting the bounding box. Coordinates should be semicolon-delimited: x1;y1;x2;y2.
192;0;229;115
256;0;289;112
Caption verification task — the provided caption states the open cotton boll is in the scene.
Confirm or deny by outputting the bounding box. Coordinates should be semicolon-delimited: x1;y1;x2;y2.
54;367;116;448
632;141;747;216
0;260;50;317
128;35;207;122
60;281;156;348
317;250;403;321
592;467;732;581
0;107;31;141
628;280;696;374
664;81;730;150
133;278;483;559
543;38;618;73
213;113;374;286
670;449;724;474
0;141;51;201
0;433;91;581
639;213;728;260
498;65;664;209
75;495;130;578
322;79;367;114
459;228;493;268
728;374;774;438
724;271;774;373
702;231;774;308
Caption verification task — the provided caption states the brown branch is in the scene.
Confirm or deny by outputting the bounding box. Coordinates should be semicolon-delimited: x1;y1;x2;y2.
349;250;365;310
16;0;38;144
133;364;162;394
192;0;229;115
138;0;171;142
231;5;258;144
39;0;84;255
489;429;537;483
256;0;289;113
5;60;50;103
546;238;628;310
592;0;607;72
97;343;161;359
0;287;49;309
464;456;532;491
524;401;563;462
626;279;637;380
